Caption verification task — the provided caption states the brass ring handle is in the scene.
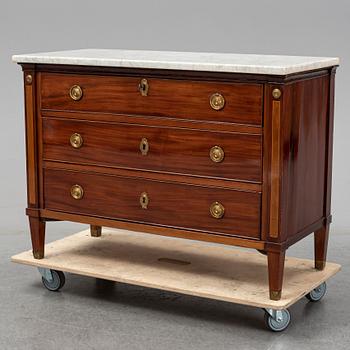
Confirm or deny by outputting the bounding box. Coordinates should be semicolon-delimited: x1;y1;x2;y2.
69;85;83;101
210;146;225;163
210;201;225;219
70;184;84;200
70;133;83;149
138;78;149;96
140;137;149;155
210;93;225;110
140;192;149;209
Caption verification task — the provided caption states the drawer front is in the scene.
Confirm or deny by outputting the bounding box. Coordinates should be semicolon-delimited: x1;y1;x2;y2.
41;73;263;125
43;118;262;182
44;169;261;239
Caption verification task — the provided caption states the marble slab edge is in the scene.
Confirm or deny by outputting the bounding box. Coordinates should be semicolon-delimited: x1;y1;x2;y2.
12;50;340;75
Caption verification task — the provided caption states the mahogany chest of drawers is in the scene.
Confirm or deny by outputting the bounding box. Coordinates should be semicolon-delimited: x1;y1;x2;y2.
13;50;339;300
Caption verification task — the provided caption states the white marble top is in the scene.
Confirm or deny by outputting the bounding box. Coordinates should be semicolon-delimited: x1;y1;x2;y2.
12;49;339;75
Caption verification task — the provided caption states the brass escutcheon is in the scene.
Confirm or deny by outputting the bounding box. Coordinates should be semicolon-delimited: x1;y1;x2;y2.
69;85;83;101
70;184;84;200
138;78;149;96
140;137;149;155
210;201;225;219
70;133;83;149
272;88;282;99
210;93;225;110
140;192;149;209
210;146;225;163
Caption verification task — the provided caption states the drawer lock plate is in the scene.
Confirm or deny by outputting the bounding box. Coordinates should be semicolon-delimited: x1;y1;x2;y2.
140;137;149;155
140;192;149;209
138;78;149;96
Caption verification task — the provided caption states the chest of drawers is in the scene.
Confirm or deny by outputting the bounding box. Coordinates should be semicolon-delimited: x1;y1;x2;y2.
13;50;339;300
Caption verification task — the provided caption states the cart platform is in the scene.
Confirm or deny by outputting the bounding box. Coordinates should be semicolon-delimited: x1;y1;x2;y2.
11;228;340;311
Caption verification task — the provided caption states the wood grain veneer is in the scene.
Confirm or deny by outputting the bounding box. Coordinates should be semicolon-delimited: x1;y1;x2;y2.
43;168;261;239
41;73;263;125
42;117;262;182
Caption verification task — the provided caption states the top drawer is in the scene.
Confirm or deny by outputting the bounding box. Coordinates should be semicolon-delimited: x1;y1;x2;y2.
40;73;263;125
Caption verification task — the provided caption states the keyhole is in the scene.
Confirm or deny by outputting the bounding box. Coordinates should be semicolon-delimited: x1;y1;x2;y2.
140;192;149;209
139;78;149;96
140;138;149;155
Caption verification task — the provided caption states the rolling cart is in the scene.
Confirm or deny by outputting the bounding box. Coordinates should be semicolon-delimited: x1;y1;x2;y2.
11;228;340;332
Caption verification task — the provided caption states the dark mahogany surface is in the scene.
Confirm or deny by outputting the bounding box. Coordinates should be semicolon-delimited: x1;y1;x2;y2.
43;168;261;239
279;74;330;243
40;73;263;125
42;117;262;182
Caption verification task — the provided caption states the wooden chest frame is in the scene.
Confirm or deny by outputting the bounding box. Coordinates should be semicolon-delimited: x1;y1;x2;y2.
20;63;337;301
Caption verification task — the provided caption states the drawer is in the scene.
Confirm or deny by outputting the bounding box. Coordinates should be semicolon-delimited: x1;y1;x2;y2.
40;73;263;125
43;118;262;182
44;169;261;239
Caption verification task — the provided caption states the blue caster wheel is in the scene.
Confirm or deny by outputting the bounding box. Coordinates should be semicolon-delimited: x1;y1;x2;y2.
40;269;65;292
306;282;327;302
264;309;291;332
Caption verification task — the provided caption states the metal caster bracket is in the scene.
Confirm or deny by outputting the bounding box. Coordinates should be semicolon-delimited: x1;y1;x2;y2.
38;267;53;283
264;308;284;322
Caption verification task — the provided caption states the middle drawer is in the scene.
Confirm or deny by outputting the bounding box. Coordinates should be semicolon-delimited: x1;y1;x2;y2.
43;118;262;182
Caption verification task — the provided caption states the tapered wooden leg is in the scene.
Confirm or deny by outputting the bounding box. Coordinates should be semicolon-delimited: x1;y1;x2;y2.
29;216;46;259
314;224;329;270
90;225;102;237
267;249;285;301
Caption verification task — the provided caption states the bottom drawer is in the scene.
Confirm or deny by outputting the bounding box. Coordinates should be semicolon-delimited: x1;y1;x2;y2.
44;169;261;239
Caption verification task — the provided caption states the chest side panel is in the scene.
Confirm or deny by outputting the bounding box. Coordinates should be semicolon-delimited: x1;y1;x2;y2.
280;74;331;242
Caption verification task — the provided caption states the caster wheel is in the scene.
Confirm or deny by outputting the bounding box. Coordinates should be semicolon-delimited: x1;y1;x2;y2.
305;282;327;302
42;270;65;292
264;309;291;332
